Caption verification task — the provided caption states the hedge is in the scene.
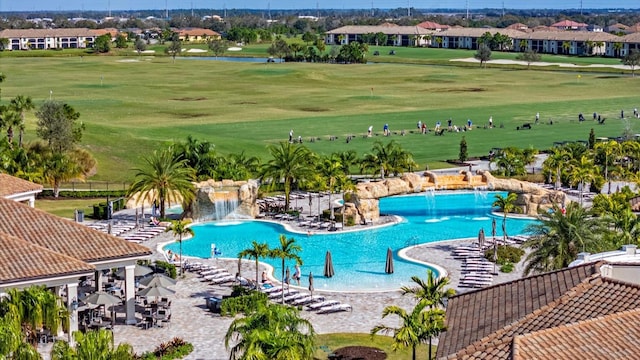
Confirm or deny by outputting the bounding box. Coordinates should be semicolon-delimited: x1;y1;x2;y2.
39;190;128;198
220;291;268;317
484;245;525;265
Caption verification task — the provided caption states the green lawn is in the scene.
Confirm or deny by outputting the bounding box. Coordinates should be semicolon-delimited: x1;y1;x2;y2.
1;53;638;182
314;333;433;360
35;198;102;219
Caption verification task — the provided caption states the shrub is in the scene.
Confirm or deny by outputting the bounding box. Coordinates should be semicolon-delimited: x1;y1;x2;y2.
346;217;356;226
484;245;524;265
500;262;515;273
220;291;268;316
154;261;177;279
137;337;193;360
39;190;128;198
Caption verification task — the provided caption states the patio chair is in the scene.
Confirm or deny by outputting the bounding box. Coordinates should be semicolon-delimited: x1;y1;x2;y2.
317;303;352;314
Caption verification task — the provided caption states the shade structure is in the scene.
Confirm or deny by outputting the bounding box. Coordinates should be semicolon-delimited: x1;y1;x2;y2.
308;272;314;297
385;248;394;274
323;251;335;278
137;285;175;298
115;264;153;278
478;228;486;250
82;291;121;306
139;273;177;288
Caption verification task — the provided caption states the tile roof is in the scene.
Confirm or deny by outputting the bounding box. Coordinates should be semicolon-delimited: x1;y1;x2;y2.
0;232;94;285
512;308;640;360
0;173;43;197
436;262;600;359
441;274;640;360
0;197;151;263
176;27;220;36
326;25;433;35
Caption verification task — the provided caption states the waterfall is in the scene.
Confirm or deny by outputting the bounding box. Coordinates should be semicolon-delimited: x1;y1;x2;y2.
424;188;436;216
214;197;240;220
473;187;488;201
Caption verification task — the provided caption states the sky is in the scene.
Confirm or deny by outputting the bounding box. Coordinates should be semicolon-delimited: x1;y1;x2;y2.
1;0;637;12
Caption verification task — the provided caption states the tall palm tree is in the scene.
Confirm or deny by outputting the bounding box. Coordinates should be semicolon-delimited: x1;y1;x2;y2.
317;155;343;220
52;328;135;360
9;95;35;148
594;140;621;193
401;270;455;360
128;148;195;219
269;235;302;304
225;303;315;360
568;155;599;206
492;192;519;241
260;142;313;211
371;301;445;360
173;135;217;180
523;202;600;275
166;219;194;276
238;241;270;286
542;147;570;189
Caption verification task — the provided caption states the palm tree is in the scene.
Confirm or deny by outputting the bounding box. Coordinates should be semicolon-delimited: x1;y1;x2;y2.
371;301;445;360
316;155;343;221
269;235;302;304
173;135;217;180
0;108;20;147
238;241;270;286
225;303;315;360
260;142;313;212
542;147;570;189
9;95;35;148
0;72;5;101
594;140;621;193
401;270;455;360
128;148;195;219
166;219;194;276
43;152;84;198
523;202;600;274
52;328;135;360
492;192;519;241
0;286;68;348
568;155;599;206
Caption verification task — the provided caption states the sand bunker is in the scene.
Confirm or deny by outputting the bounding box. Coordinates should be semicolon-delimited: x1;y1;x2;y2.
116;59;140;63
227;47;242;51
141;50;155;54
452;57;631;70
185;48;207;53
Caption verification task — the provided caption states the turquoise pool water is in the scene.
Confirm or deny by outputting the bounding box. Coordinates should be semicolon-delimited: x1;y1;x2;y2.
165;191;534;291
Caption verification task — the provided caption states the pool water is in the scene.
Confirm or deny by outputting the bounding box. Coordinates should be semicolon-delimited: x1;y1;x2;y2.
165;191;534;291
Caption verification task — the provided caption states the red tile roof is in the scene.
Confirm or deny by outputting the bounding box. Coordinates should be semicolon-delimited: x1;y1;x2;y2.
512;309;640;360
0;174;43;197
440;268;640;360
0;232;94;286
0;197;151;263
436;262;600;358
176;27;220;36
417;21;448;30
551;20;588;28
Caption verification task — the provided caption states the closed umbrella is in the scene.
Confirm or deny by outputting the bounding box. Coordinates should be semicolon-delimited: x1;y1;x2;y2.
478;228;485;250
138;285;175;298
385;248;394;274
285;267;291;293
115;264;153;278
139;273;177;288
308;272;314;298
323;251;335;278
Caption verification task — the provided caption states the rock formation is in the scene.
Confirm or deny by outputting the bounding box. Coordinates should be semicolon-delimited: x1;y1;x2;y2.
347;170;567;223
190;179;259;221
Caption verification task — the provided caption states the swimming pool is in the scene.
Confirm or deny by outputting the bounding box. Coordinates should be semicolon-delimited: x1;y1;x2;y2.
165;191;534;291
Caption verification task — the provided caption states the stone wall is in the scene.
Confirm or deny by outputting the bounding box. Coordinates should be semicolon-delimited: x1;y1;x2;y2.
190;179;259;221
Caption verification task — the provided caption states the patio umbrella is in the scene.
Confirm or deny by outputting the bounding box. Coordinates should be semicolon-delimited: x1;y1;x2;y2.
138;285;175;298
115;264;153;278
491;218;497;238
478;228;485;250
323;251;335;278
139;273;177;288
385;248;394;274
308;272;314;298
82;291;121;328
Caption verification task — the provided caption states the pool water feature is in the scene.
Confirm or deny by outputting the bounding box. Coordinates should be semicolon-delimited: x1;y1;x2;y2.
165;192;535;291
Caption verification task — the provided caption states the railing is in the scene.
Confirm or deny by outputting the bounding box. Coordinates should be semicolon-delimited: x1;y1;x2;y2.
43;181;130;192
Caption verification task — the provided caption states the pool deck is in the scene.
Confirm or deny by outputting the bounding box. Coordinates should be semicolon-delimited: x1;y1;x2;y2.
79;201;526;360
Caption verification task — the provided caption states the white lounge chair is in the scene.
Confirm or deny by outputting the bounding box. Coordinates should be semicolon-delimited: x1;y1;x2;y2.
308;300;339;311
317;303;352;314
210;275;236;285
291;295;325;306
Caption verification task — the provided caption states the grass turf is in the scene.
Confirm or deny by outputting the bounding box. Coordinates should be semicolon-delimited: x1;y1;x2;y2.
314;333;433;360
1;53;638;182
35;198;101;219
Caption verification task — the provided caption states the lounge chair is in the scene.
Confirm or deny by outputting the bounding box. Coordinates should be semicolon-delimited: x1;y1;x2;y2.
317;303;352;314
204;272;232;281
291;295;325;306
210;275;236;285
308;300;339;311
200;268;227;277
262;286;283;294
283;293;307;303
